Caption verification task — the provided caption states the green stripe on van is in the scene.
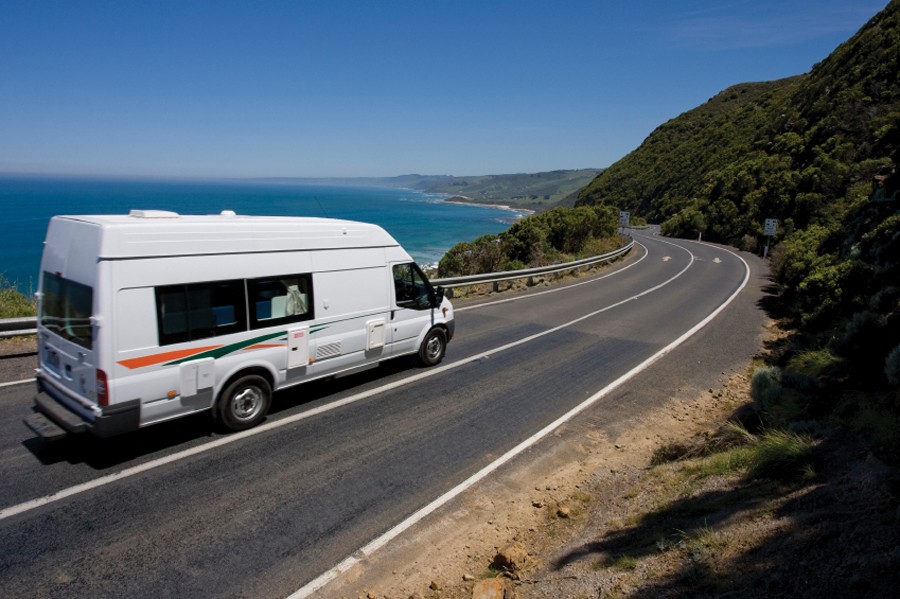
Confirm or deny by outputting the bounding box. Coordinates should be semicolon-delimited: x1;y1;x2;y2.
164;330;288;365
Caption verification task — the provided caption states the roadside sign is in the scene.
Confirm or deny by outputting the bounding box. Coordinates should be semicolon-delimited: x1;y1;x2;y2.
619;211;631;227
763;218;778;259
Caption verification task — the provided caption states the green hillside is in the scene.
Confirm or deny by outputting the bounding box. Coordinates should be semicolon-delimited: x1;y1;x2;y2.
579;0;900;458
577;3;898;247
401;169;602;210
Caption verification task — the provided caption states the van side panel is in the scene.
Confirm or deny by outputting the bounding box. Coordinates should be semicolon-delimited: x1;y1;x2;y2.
307;264;391;377
109;253;314;426
115;287;157;351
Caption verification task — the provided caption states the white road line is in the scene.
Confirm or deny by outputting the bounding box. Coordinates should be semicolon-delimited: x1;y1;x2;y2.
0;237;698;529
0;378;32;388
290;241;751;599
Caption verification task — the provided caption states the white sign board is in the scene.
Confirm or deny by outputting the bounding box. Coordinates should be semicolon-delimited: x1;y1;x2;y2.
764;218;778;237
619;211;631;227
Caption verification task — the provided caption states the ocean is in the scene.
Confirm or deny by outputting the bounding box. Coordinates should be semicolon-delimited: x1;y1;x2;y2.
0;176;521;294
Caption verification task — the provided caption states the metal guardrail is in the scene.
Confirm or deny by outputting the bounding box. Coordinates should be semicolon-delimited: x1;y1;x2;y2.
0;239;634;338
0;316;37;339
431;237;634;289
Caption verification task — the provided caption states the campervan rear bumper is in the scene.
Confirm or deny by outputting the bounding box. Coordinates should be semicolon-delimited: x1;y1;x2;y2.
26;377;140;439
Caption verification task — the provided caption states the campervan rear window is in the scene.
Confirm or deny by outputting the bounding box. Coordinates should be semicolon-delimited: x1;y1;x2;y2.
40;272;94;350
155;280;247;345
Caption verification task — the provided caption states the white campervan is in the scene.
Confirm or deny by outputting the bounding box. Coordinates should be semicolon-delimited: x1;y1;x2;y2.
25;210;454;439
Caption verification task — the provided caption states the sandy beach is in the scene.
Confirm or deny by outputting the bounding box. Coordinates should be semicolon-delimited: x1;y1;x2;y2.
442;195;535;216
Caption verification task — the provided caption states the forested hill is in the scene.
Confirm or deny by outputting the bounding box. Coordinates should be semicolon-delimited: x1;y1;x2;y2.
575;0;899;247
580;1;900;458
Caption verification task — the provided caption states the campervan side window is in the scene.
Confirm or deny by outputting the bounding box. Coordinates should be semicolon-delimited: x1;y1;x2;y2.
155;280;247;345
40;272;94;350
248;274;314;329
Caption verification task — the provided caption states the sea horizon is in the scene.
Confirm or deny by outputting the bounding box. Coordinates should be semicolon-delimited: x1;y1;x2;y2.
0;175;523;295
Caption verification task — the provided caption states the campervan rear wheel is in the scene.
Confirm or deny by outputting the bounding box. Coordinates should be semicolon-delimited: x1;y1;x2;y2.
417;328;446;366
217;374;272;431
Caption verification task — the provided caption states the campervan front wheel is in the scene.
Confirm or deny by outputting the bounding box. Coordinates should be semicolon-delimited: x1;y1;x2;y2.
217;374;272;431
417;328;447;366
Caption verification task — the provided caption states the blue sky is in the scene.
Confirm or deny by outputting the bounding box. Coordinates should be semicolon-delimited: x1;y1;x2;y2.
0;0;886;179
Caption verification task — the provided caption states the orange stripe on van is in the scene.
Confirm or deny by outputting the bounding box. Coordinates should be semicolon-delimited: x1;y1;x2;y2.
118;346;222;370
242;343;285;351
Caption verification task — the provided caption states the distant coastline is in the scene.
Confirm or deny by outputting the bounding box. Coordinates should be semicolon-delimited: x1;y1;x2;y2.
442;195;535;217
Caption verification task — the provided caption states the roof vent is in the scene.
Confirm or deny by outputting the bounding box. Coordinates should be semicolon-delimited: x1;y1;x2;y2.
220;210;237;216
129;210;180;219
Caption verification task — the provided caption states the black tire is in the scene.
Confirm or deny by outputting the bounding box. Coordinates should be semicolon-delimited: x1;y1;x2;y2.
216;374;272;431
417;328;447;366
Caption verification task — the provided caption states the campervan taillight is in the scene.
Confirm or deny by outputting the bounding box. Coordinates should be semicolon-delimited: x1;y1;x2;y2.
96;369;109;407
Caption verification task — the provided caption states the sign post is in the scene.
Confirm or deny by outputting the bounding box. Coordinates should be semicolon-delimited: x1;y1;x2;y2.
763;218;778;258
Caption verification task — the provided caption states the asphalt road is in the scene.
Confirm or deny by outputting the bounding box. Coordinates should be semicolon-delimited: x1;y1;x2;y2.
0;230;766;598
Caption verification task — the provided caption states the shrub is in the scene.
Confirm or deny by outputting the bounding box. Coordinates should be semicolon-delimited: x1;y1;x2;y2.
782;349;836;396
750;366;811;426
745;429;816;481
785;349;840;378
0;277;36;318
740;234;759;253
439;204;623;277
750;366;783;408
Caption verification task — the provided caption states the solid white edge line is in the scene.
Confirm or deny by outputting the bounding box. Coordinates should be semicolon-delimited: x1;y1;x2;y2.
288;244;751;598
0;378;32;388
